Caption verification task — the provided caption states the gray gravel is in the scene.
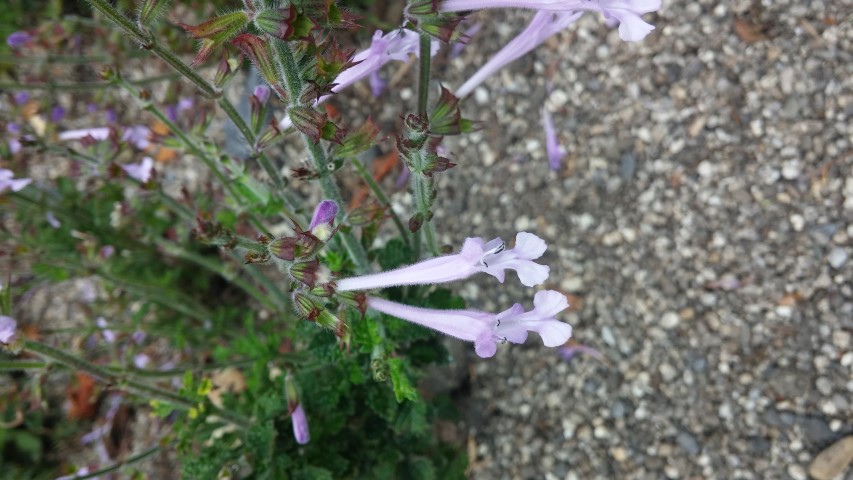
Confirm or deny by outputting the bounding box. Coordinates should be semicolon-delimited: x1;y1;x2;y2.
419;2;852;479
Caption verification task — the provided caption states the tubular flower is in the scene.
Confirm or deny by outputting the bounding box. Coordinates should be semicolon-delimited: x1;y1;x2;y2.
455;11;581;98
336;232;550;291
291;403;311;445
0;169;31;193
367;290;572;358
279;28;439;129
439;0;661;42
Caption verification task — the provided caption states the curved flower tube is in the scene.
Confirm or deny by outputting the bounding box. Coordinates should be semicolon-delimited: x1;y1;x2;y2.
336;232;550;291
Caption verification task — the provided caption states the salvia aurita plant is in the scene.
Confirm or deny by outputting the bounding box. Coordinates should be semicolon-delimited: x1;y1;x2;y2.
0;0;658;477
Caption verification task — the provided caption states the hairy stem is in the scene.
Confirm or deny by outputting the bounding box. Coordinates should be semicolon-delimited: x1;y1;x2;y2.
417;33;432;115
273;40;371;273
74;445;161;480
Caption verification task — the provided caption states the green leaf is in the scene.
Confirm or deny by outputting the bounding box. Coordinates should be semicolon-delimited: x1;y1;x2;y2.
387;358;418;403
395;401;428;437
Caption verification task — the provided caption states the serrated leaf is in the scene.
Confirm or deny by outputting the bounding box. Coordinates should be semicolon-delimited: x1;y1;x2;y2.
387;358;418;403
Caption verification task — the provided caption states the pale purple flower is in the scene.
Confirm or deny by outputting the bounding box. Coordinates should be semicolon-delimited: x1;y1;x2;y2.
6;124;22;155
291;404;310;444
59;127;111;142
0;168;32;193
14;92;30;105
0;316;17;344
134;353;151;369
308;199;338;240
121;125;151;150
279;28;438;129
105;108;118;124
122;157;154;183
542;106;565;171
440;0;660;42
253;85;271;105
51;106;66;123
99;245;115;259
177;97;194;112
46;211;61;228
455;11;581;98
6;31;31;48
87;103;98;114
337;232;550;291
96;317;116;343
368;289;572;358
132;330;146;345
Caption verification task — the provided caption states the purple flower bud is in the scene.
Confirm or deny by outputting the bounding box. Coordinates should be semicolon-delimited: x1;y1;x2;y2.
105;108;118;124
51;106;66;123
253;85;271;105
6;31;31;48
0;316;17;344
100;245;116;259
291;404;310;444
14;92;30;105
308;199;338;240
87;103;98;113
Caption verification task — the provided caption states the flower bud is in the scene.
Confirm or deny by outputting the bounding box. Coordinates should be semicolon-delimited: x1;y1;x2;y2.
289;259;331;288
268;234;320;261
408;212;424;233
179;11;249;66
292;293;343;332
307;199;338;241
214;52;242;88
338;291;367;316
253;5;298;40
284;372;310;444
232;34;279;91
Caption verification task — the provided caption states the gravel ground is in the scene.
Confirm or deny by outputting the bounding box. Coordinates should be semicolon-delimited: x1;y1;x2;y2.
415;1;853;479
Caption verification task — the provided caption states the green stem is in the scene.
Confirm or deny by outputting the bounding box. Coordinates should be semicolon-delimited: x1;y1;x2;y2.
22;339;251;428
0;360;48;372
350;158;409;245
423;221;439;255
73;445;161;480
417;33;432;115
273;40;371;273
